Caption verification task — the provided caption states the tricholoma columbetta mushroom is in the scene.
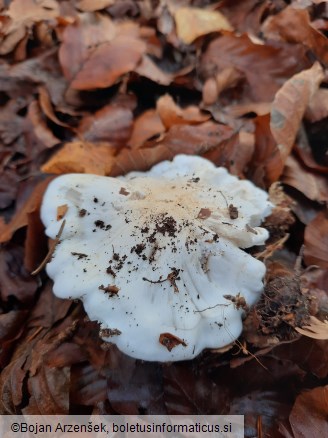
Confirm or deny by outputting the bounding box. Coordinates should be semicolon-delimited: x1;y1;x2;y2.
41;155;273;361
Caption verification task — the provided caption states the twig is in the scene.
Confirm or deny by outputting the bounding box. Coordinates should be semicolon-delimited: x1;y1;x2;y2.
31;220;66;275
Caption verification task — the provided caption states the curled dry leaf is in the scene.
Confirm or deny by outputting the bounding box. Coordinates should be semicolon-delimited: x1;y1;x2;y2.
77;105;133;148
41;141;115;175
156;94;210;129
262;7;328;66
306;88;328;124
294;131;328;174
270;62;324;176
0;0;59;55
174;7;232;44
218;0;269;35
249;114;282;187
296;316;328;340
304;211;328;269
288;385;328;438
27;100;60;148
58;13;117;82
201;33;310;102
282;155;328;203
109;144;172;176
160;120;236;161
76;0;115;12
128;109;165;149
134;55;173;86
0;177;53;244
71;36;146;90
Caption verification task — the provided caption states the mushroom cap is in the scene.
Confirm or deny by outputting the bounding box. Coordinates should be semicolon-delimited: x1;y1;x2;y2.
41;154;272;361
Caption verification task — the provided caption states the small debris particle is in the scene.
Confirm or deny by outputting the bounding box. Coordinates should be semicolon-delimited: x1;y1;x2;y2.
79;208;87;217
106;266;116;277
155;215;177;237
119;187;130;196
99;284;120;296
100;328;122;337
246;224;258;234
228;204;238;219
71;252;88;260
131;243;146;255
94;220;105;229
197;208;212;219
223;293;248;310
167;268;180;293
57;204;68;221
159;333;187;351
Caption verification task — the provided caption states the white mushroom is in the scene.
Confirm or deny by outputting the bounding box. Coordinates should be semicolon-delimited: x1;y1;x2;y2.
41;155;272;361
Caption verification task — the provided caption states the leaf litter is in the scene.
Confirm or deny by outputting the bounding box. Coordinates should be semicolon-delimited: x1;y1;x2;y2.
0;0;327;435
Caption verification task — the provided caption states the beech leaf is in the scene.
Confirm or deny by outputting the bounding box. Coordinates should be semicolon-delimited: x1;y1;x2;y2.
174;7;232;44
270;62;324;173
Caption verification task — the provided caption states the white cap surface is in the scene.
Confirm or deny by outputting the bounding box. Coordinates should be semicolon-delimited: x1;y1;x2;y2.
41;155;272;361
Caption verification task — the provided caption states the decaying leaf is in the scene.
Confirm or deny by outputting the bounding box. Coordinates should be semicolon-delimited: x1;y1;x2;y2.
41;141;115;175
282;155;328;203
128;109;165;149
77;105;133;147
270;62;324;175
296;316;328;340
288;386;328;437
304;211;328;269
0;0;59;55
76;0;115;12
0;178;53;244
174;7;232;44
201;33;310;103
156;94;210;129
262;7;328;66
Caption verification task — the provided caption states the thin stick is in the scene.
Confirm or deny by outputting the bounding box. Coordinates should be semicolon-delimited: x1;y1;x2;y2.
31;220;66;275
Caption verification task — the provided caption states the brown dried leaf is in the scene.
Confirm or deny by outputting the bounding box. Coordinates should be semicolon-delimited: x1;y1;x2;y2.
24;367;70;414
58;13;117;82
294;138;328;175
78;105;133;148
159;333;187;351
27;100;60;148
41;141;115;175
304;211;328;269
71;36;146;90
0;244;38;303
24;209;48;272
110;145;173;176
282;155;328;203
174;7;232;44
128;109;165;149
218;0;268;34
201;33;310;102
306;88;328;123
163;362;230;414
157;94;210;129
77;0;115;12
249;114;282;187
296;316;328;340
270;62;324;171
134;55;173;85
262;7;328;66
0;177;53;244
161;121;236;160
38;86;71;128
0;0;59;55
288;386;328;438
